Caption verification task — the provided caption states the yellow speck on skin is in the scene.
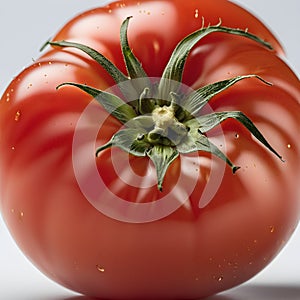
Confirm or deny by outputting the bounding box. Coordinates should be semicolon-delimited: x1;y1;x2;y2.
96;265;105;273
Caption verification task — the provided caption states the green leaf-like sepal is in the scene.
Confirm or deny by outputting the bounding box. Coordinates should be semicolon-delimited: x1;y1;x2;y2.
120;17;149;80
57;82;137;124
158;24;273;98
177;121;240;173
183;75;271;118
197;111;283;161
147;145;179;191
48;40;128;83
48;38;140;102
120;17;152;99
96;128;151;157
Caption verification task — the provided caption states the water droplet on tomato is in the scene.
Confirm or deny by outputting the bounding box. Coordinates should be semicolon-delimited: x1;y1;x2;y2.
14;111;21;121
12;210;24;221
213;275;224;282
287;144;291;149
270;226;275;233
234;133;239;139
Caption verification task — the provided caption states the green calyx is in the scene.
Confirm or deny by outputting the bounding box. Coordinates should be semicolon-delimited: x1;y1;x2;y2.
47;16;283;191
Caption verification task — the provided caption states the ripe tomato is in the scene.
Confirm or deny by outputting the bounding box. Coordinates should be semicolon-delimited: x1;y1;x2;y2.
1;0;300;299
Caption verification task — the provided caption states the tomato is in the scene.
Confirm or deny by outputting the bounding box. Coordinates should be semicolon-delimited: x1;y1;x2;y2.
1;0;300;299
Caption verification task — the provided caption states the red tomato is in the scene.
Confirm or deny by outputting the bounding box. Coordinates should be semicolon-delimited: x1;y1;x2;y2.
1;0;300;299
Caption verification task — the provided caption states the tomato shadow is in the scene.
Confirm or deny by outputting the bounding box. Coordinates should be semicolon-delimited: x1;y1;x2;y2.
61;284;300;300
205;283;300;300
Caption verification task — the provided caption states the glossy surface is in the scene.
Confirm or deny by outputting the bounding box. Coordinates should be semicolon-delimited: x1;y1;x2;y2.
0;0;300;299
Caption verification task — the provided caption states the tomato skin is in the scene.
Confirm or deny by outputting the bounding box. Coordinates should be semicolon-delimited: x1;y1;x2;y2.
1;0;300;299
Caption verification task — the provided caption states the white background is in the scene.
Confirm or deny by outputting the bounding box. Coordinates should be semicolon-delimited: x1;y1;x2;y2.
0;1;299;299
